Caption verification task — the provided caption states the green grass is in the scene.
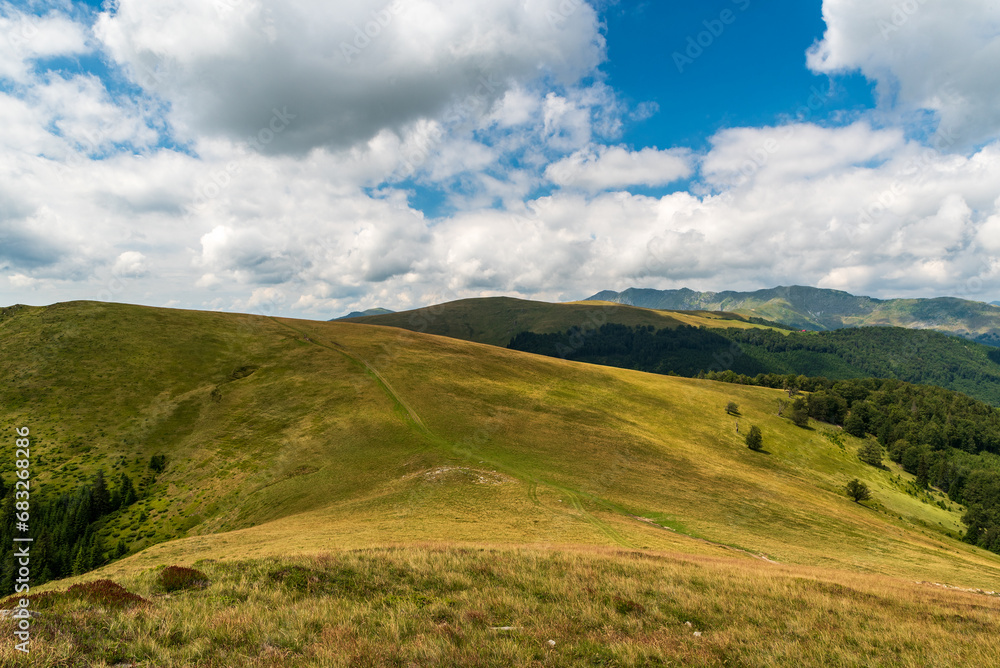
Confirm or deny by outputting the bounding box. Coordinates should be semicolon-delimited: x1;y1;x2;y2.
3;300;1000;663
1;301;998;582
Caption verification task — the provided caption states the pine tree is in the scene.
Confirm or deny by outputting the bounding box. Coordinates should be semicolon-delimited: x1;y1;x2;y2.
72;544;86;576
917;457;931;488
92;469;111;516
89;534;105;569
118;473;138;508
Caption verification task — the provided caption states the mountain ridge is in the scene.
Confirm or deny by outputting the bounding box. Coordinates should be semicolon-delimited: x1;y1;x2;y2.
587;285;1000;345
333;307;394;320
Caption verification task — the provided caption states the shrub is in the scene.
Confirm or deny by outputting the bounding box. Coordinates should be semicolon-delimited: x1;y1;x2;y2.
745;425;763;451
67;580;148;609
726;401;740;415
157;566;210;592
149;454;167;473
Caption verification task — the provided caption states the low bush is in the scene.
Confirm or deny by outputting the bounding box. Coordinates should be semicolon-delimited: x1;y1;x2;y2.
158;566;210;592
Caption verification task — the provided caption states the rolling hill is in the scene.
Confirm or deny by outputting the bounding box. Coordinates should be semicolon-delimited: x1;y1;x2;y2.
588;285;1000;345
342;296;1000;405
341;296;779;347
2;301;1000;665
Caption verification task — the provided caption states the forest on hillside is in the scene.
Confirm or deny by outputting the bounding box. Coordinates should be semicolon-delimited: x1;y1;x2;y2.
0;456;165;594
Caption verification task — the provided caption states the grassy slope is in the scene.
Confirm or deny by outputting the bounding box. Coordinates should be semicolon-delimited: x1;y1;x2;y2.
345;296;1000;404
1;301;997;586
4;301;1000;665
343;297;769;347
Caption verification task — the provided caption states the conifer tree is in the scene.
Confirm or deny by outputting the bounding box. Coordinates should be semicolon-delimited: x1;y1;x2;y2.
92;469;111;516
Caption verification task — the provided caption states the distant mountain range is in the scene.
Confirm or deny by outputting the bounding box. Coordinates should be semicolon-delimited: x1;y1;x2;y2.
587;286;1000;346
333;307;395;320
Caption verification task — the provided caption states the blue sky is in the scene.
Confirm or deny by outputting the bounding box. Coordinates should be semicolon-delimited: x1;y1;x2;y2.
605;0;856;148
1;0;999;316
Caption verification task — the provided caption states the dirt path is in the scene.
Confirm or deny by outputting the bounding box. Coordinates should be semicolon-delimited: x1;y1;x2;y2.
268;317;430;434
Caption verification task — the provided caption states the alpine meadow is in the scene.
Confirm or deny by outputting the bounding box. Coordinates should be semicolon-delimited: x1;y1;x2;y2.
4;1;1000;666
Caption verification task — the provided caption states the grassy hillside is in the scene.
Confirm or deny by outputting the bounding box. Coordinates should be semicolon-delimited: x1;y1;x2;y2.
342;295;1000;404
2;301;1000;664
342;296;770;347
589;285;1000;344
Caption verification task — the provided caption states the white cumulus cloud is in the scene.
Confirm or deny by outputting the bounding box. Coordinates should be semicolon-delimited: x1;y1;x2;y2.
546;145;693;191
808;0;1000;148
95;0;606;153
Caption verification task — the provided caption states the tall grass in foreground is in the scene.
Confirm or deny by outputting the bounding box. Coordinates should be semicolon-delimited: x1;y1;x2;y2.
3;544;998;667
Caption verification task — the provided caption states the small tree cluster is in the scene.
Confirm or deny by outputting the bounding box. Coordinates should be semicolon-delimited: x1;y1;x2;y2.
0;468;144;593
726;401;740;416
149;454;167;473
745;425;763;451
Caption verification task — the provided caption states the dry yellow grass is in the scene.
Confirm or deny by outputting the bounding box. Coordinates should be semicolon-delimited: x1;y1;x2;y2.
4;545;999;667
